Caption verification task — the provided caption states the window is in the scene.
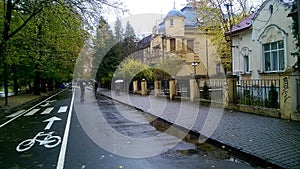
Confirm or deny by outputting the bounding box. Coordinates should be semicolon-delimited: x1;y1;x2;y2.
244;55;249;73
263;40;284;72
170;19;174;26
216;63;221;74
187;40;194;53
154;47;160;58
170;38;176;51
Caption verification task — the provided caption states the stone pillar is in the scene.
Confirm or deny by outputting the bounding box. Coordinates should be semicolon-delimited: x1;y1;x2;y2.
225;75;238;107
280;72;300;120
154;80;161;97
133;80;138;94
190;79;198;102
169;79;176;100
141;79;147;96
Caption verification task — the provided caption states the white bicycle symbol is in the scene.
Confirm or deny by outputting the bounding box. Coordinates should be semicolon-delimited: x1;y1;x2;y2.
16;131;61;152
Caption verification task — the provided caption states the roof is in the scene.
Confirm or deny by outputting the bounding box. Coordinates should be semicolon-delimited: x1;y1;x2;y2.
137;35;151;50
225;11;256;35
181;6;199;27
157;5;200;34
166;8;185;18
226;0;294;35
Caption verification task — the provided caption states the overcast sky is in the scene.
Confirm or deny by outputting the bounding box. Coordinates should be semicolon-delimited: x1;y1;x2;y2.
103;0;264;37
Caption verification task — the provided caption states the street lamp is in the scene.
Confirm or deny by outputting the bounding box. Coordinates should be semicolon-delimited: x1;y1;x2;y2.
192;62;198;75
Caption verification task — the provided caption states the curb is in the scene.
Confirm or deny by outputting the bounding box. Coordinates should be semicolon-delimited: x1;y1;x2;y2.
100;92;285;169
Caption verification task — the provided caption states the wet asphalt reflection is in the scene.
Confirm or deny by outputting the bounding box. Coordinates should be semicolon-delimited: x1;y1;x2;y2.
96;95;256;169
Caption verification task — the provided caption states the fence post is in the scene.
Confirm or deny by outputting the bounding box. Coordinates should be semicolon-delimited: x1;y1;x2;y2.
141;79;147;96
154;80;161;97
225;74;238;107
280;71;300;120
133;80;138;94
190;78;197;102
169;79;176;100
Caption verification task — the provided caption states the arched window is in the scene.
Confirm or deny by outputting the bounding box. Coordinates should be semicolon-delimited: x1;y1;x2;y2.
258;25;287;72
241;47;250;73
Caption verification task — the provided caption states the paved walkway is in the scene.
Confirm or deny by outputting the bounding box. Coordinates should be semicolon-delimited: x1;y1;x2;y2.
99;89;300;169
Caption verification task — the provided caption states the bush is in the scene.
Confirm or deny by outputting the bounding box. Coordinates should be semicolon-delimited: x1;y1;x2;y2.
267;83;279;108
202;81;210;100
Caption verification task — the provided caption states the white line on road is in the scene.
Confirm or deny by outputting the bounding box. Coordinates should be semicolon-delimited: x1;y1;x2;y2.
41;107;55;115
0;90;65;128
57;106;68;113
56;88;75;169
24;109;40;116
6;110;25;118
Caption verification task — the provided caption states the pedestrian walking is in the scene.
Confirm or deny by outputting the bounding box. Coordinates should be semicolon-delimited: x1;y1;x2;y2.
79;80;86;102
94;81;98;99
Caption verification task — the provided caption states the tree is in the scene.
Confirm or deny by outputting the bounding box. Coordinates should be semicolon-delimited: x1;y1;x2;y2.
114;17;124;42
92;17;116;79
9;3;86;95
0;0;127;105
115;57;154;82
124;21;135;38
192;0;257;73
123;21;136;59
153;54;185;80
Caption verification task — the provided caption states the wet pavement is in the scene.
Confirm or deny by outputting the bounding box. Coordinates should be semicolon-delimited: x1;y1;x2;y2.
67;88;255;168
99;88;300;169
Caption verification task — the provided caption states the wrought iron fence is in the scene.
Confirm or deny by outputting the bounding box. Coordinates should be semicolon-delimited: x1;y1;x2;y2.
297;79;300;112
196;78;224;102
235;79;280;109
176;79;190;97
161;80;170;96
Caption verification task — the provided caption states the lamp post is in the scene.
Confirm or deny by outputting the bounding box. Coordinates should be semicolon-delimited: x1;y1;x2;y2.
192;62;198;75
206;29;209;77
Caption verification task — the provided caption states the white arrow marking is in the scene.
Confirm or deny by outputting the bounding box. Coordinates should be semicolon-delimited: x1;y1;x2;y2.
24;109;40;116
6;110;25;118
40;103;51;107
43;116;62;130
41;107;54;115
57;106;68;113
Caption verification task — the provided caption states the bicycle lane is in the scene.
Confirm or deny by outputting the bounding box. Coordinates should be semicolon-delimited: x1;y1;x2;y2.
0;89;73;168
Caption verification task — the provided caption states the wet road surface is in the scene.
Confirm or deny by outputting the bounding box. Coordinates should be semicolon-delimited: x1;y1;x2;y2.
66;91;256;169
0;89;257;168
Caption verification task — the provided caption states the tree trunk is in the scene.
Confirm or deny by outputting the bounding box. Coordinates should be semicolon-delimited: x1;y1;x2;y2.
41;78;47;92
0;0;13;106
33;70;41;95
13;66;18;95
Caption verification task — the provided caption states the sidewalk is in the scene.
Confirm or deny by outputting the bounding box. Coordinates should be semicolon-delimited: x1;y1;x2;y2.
99;88;300;169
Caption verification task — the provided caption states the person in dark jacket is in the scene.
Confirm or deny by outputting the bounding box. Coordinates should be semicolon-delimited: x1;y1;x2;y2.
79;80;86;102
94;81;98;99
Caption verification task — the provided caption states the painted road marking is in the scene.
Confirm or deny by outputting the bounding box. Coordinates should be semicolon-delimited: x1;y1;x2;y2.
24;109;40;116
41;107;54;115
56;89;75;169
6;110;25;118
40;103;51;107
0;90;65;128
43;116;62;130
57;106;68;113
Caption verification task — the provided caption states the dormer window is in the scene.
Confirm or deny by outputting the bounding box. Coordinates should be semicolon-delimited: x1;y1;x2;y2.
170;19;174;26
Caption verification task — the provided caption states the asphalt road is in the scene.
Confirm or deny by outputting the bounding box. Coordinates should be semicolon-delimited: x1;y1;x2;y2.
0;88;256;169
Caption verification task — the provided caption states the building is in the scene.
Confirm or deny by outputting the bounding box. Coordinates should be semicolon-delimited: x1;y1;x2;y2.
226;0;297;80
137;3;223;78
